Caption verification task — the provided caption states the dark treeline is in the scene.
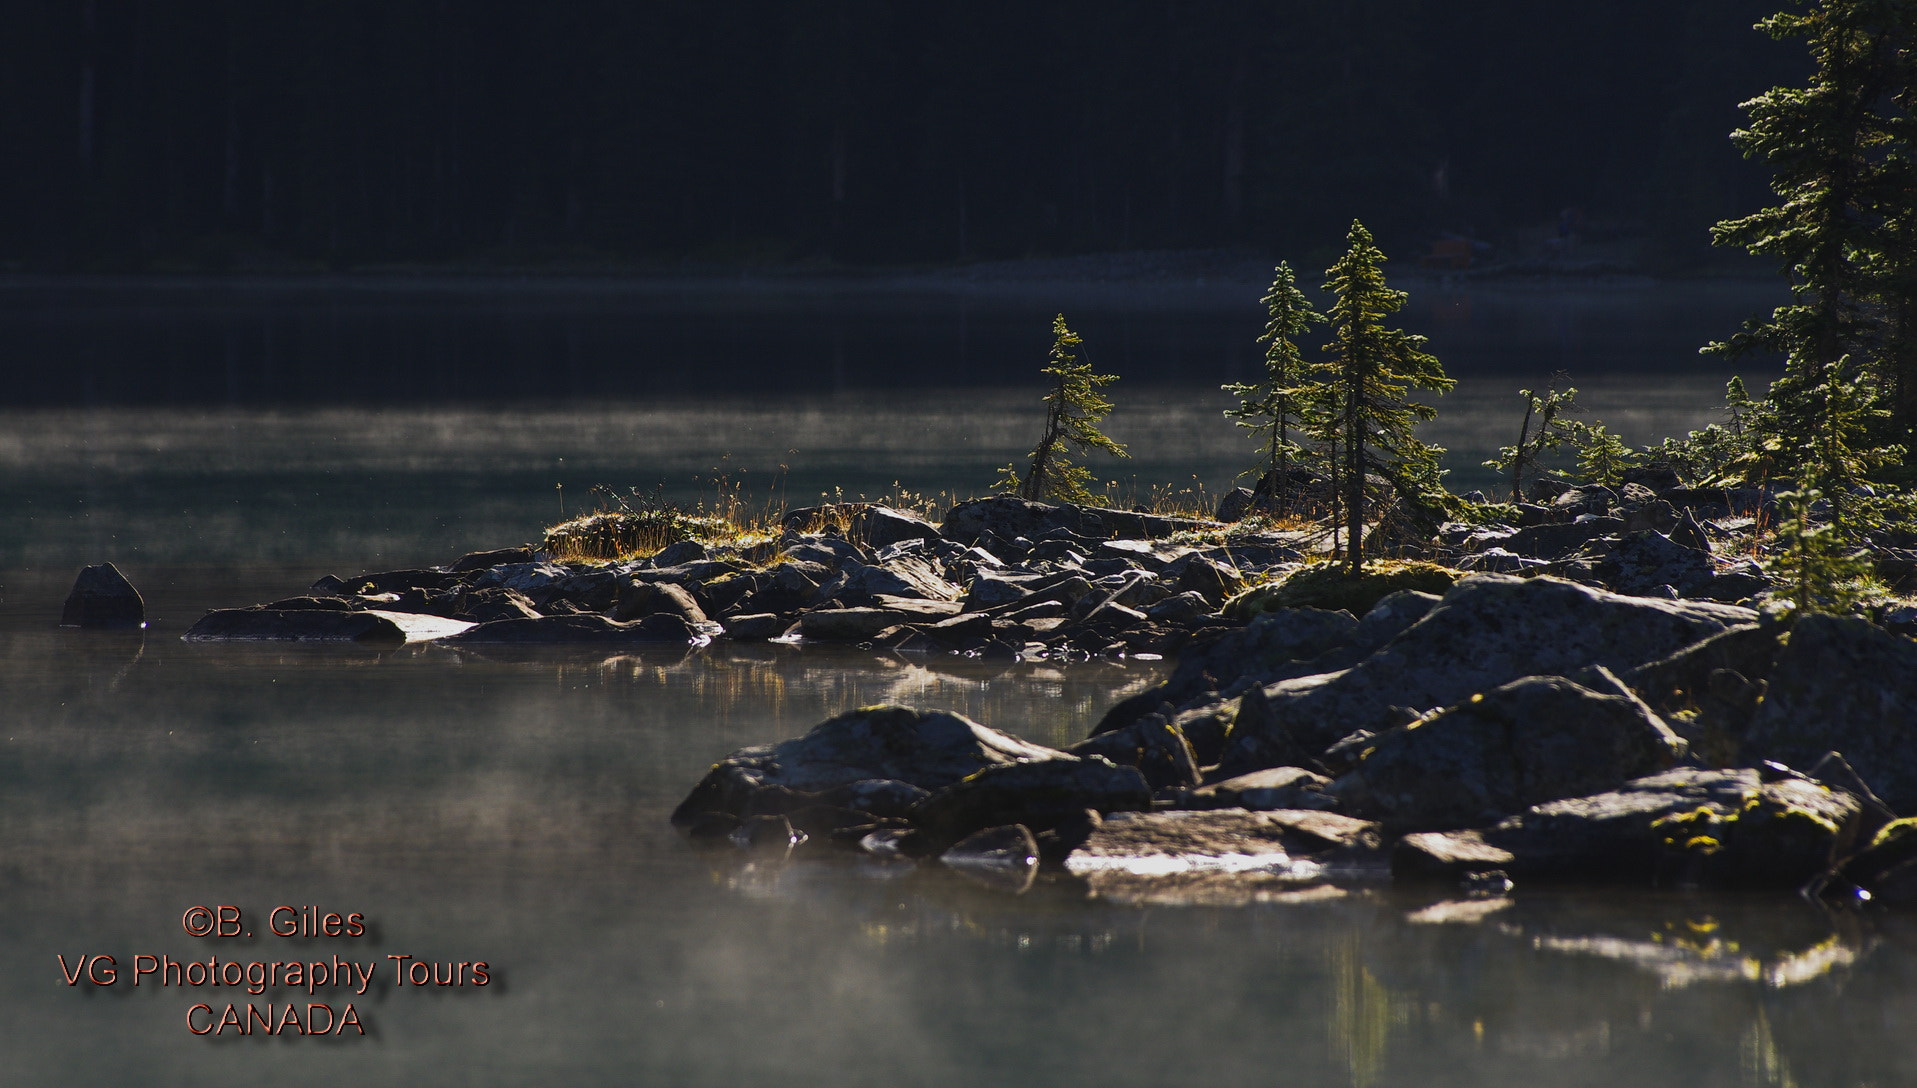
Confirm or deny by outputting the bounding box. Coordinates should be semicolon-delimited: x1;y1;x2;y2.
2;1;1801;271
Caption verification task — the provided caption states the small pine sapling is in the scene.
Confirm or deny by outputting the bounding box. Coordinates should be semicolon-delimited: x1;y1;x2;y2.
997;314;1129;504
1767;487;1875;615
1483;379;1579;501
1571;422;1640;487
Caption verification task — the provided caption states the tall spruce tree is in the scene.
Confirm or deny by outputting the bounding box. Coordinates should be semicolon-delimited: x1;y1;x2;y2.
1223;262;1325;490
1313;221;1456;573
997;313;1129;504
1709;0;1917;453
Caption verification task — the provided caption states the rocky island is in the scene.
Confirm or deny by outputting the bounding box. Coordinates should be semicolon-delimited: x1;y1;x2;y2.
113;468;1917;908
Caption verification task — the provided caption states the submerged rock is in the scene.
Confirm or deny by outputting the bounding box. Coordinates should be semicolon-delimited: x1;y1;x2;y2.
940;825;1040;871
61;562;145;629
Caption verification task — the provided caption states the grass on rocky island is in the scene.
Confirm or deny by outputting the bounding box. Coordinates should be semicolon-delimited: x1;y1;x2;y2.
537;476;1319;563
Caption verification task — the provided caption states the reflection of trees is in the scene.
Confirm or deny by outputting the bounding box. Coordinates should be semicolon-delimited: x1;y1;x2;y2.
1329;932;1400;1088
1741;1008;1801;1088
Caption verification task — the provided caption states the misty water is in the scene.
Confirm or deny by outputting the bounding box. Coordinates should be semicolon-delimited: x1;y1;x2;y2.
6;278;1909;1086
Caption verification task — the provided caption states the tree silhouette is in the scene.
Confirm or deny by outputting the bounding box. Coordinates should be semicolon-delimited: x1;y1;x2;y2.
1710;0;1917;452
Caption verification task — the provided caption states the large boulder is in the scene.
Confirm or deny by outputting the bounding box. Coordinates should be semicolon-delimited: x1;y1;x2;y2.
1392;768;1862;888
61;562;145;628
1742;614;1917;813
1217;575;1754;768
1350;671;1685;831
1595;530;1715;597
1623;622;1778;764
671;706;1065;830
1497;518;1622;560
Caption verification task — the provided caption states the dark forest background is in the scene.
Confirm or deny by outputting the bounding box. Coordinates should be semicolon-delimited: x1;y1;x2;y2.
0;1;1804;272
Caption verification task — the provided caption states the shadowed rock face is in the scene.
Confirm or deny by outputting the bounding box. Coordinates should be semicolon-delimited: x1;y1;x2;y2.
1393;768;1862;888
61;562;145;628
939;495;1214;545
909;756;1153;850
1217;574;1756;770
1743;614;1917;813
183;608;407;642
444;613;708;644
1354;672;1685;831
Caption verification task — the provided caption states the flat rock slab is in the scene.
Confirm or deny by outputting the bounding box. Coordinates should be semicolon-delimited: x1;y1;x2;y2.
445;613;705;644
183;608;475;643
1066;809;1383;879
184;609;410;643
798;608;924;641
1185;767;1338;812
360;610;477;642
940;495;1216;545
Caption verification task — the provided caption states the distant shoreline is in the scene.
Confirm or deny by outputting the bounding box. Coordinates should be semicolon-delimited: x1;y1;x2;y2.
0;247;1783;307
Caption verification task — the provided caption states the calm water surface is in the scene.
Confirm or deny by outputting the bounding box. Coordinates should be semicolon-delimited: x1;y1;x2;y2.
9;281;1904;1087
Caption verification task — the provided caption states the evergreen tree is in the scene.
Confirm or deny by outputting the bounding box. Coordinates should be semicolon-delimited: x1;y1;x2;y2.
997;314;1129;504
1222;262;1325;488
1312;221;1455;573
1571;421;1642;487
1484;379;1579;501
1768;487;1876;614
1709;0;1917;450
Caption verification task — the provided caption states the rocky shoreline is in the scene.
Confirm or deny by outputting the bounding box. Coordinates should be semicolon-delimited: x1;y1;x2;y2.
63;475;1917;905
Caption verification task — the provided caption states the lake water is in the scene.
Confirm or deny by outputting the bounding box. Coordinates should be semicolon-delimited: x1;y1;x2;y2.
10;277;1907;1087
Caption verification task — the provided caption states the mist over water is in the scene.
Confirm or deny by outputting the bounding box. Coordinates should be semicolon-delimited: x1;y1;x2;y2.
11;280;1894;1088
